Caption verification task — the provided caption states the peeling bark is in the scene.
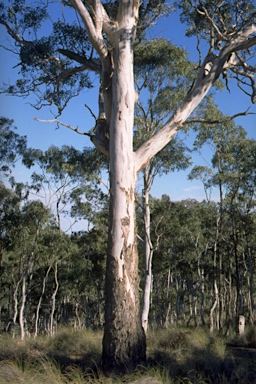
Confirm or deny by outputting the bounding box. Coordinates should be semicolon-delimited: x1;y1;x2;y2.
100;1;145;372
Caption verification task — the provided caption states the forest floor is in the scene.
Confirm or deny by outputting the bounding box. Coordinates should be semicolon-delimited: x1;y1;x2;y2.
0;326;256;383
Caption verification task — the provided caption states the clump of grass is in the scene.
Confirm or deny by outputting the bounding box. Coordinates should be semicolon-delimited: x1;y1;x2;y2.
0;355;64;384
46;327;102;356
147;327;229;383
0;328;104;384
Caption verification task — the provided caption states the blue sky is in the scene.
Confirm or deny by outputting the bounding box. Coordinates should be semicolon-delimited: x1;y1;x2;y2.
0;2;255;205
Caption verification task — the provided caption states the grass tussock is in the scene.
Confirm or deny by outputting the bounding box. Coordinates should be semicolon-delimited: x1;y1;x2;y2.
0;326;256;383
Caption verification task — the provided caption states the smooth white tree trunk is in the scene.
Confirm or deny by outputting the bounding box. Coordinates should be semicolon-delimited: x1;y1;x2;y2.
101;1;146;372
19;275;26;341
50;261;59;336
141;184;153;333
34;265;52;339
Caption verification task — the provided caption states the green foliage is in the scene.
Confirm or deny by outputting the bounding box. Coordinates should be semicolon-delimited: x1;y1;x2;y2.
134;38;194;119
133;38;192;195
0;1;93;114
0;117;27;178
134;39;189;74
177;0;256;41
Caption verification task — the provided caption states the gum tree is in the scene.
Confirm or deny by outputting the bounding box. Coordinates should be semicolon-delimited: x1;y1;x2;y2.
0;0;256;373
134;39;192;332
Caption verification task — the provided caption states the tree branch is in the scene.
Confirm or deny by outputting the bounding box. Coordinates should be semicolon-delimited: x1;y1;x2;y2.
0;19;34;47
71;0;109;61
57;49;101;73
34;117;110;157
34;117;91;136
135;29;256;173
197;6;229;42
185;109;255;125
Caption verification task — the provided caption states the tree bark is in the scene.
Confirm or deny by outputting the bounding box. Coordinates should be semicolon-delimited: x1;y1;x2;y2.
247;247;254;325
141;178;153;333
19;275;26;341
210;223;219;333
34;265;52;339
50;261;59;336
101;0;146;373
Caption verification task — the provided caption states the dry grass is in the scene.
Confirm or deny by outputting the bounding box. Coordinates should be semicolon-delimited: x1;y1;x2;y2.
0;327;255;383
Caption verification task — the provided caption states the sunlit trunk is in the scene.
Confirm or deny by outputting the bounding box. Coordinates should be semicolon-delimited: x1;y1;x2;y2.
141;175;153;333
101;10;146;372
247;247;254;325
19;275;26;340
50;261;59;336
13;279;21;326
34;265;51;339
210;223;219;333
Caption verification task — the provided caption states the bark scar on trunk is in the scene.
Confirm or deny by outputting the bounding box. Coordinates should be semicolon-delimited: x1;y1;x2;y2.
124;269;135;305
121;216;130;227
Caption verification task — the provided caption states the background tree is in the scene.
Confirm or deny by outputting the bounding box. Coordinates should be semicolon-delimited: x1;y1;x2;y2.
0;117;27;179
133;38;193;332
23;145;104;232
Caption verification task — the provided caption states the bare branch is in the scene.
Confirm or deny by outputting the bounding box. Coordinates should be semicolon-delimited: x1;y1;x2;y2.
34;117;91;136
84;103;97;120
34;116;110;157
185;109;255;125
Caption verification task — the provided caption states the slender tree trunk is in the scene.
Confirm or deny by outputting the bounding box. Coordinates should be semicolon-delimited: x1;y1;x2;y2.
34;265;52;339
247;247;254;325
217;152;224;331
241;234;254;326
210;280;218;333
13;279;21;326
210;223;219;333
141;178;153;333
164;267;171;328
200;266;205;326
50;262;59;336
233;224;241;333
75;303;82;330
19;275;26;341
101;10;146;371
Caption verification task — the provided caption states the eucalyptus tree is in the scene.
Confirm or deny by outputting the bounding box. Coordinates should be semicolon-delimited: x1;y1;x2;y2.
23;145;104;232
0;182;23;330
134;39;192;332
0;120;28;329
1;197;52;338
1;0;256;372
0;117;27;179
